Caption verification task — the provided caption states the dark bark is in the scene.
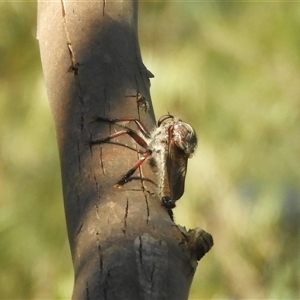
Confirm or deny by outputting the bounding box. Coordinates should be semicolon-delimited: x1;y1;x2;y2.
37;1;213;299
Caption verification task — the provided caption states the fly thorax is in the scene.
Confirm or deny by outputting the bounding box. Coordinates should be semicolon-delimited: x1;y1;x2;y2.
148;126;170;198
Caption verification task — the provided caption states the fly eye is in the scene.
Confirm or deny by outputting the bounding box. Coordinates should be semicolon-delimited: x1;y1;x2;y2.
181;124;194;138
158;114;174;126
187;129;195;139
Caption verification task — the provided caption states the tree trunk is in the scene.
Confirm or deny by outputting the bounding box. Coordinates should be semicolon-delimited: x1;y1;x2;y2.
37;1;213;299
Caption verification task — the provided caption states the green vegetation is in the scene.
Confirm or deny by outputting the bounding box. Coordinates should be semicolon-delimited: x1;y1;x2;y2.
1;2;299;299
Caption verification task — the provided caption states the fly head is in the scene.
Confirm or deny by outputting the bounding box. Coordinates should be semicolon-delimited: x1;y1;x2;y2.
172;121;197;157
157;114;197;158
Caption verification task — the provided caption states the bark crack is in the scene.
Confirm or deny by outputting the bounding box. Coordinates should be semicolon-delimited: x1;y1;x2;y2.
61;1;79;74
122;198;129;235
99;146;106;175
93;175;101;204
61;0;84;132
103;270;110;300
75;186;81;219
95;203;100;220
76;223;83;237
102;0;106;17
96;231;104;274
77;138;81;175
150;262;155;283
138;235;143;266
85;281;90;300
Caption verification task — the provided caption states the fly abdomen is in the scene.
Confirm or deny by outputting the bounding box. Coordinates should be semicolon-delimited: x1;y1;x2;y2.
155;149;176;209
161;196;176;209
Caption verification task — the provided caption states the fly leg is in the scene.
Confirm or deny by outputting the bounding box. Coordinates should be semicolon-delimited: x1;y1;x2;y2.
92;116;151;138
90;128;148;149
114;149;152;187
90;117;152;187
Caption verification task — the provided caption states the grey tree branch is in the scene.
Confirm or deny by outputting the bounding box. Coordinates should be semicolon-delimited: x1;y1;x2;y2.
37;1;213;299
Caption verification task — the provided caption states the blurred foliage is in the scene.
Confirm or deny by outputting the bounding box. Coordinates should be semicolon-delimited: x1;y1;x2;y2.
0;3;72;299
0;1;299;299
139;2;300;299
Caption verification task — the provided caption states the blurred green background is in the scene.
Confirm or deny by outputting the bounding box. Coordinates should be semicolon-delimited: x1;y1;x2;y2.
1;2;299;299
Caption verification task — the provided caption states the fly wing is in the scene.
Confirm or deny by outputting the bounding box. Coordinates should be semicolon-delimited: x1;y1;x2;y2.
167;136;188;201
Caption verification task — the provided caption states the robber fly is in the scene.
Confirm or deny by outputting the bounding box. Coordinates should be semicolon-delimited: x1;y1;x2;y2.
90;114;197;211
